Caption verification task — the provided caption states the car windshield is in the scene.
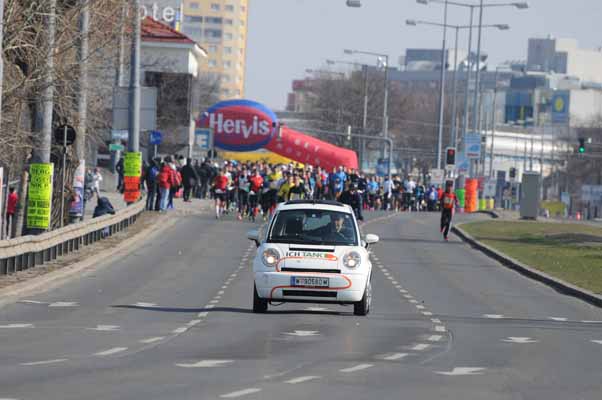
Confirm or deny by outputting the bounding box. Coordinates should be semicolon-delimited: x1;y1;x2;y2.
268;210;358;246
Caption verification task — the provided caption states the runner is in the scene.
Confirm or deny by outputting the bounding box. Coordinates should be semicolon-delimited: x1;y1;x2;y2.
236;168;250;220
440;182;458;241
248;169;264;222
213;168;229;219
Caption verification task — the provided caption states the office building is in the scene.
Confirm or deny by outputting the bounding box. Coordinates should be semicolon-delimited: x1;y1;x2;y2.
180;0;249;99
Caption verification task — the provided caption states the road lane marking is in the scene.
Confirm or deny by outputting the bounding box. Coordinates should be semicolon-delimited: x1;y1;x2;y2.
435;367;485;376
48;302;78;307
94;347;127;356
0;324;34;329
222;286;228;289
416;305;426;309
340;364;373;373
210;300;219;304
20;359;68;366
502;337;538;344
284;330;319;337
172;327;188;334
139;337;164;344
86;325;120;332
133;302;157;308
410;344;430;351
214;296;222;300
435;326;446;332
431;318;441;324
305;307;331;312
197;312;209;318
220;388;262;398
205;304;215;309
422;311;433;316
19;300;46;304
176;360;234;368
403;294;413;299
187;320;201;326
285;376;321;384
582;320;602;324
391;281;398;284
427;335;443;342
383;353;408;361
409;299;418;304
590;340;602;345
483;314;504;319
218;291;225;295
399;289;408;293
548;317;568;322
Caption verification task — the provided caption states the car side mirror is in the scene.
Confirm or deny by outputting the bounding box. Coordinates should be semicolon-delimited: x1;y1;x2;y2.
364;234;379;248
247;229;261;248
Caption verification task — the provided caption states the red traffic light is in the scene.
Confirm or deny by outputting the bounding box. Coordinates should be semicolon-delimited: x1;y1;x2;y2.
445;147;456;166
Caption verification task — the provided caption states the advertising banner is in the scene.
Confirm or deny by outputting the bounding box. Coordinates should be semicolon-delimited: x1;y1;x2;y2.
430;169;445;185
69;160;85;217
551;91;570;124
27;163;54;229
124;152;142;203
465;133;482;159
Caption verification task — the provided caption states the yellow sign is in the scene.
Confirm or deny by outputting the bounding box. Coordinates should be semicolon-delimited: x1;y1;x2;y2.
554;97;565;113
27;163;54;229
124;152;142;177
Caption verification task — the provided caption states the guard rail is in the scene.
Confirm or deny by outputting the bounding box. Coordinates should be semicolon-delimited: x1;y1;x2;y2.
0;199;145;275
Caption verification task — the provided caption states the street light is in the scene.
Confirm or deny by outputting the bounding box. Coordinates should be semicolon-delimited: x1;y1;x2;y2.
346;0;362;7
405;19;510;149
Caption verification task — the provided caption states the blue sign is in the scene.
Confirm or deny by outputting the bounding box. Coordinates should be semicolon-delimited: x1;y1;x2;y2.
551;91;570;124
376;158;390;177
465;133;482;159
150;130;163;145
456;151;470;174
195;128;212;150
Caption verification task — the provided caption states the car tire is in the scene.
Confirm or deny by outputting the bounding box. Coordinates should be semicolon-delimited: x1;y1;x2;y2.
354;280;371;316
253;284;268;313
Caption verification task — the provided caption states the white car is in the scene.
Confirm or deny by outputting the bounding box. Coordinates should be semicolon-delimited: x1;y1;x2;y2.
247;200;379;316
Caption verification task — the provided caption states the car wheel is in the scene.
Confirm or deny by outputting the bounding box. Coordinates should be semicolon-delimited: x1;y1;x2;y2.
253;284;268;313
354;280;371;316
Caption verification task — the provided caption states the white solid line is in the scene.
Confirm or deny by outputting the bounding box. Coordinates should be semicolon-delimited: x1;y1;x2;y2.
285;376;321;384
197;312;209;318
383;353;408;361
582;320;602;323
431;318;441;324
139;337;164;344
172;327;188;334
0;324;34;329
21;359;68;366
427;335;443;342
435;325;447;332
410;344;430;351
220;388;262;398
94;347;128;356
340;364;374;373
422;311;433;316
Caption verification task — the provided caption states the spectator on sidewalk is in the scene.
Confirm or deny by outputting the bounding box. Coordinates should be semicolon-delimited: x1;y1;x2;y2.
115;156;124;193
145;159;160;211
93;196;115;218
158;158;174;211
180;158;199;202
5;187;18;238
91;168;103;197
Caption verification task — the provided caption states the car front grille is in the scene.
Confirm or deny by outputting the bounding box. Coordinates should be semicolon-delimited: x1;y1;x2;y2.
281;267;341;274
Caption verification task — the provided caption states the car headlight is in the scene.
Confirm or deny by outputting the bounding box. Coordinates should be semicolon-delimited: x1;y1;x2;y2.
343;251;362;269
262;248;280;268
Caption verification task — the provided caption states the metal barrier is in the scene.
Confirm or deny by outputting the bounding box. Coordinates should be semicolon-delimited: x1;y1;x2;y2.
0;200;146;276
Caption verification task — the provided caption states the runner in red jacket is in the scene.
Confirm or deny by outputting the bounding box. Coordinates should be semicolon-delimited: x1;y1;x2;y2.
439;183;458;241
213;169;229;219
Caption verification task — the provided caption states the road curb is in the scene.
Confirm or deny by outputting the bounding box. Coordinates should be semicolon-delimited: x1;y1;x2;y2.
452;223;602;308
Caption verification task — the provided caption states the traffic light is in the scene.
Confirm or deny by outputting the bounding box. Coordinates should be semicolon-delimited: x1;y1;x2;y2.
445;147;456;166
509;167;517;179
578;138;586;153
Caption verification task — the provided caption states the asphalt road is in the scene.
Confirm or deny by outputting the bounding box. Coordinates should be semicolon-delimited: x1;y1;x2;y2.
0;210;601;400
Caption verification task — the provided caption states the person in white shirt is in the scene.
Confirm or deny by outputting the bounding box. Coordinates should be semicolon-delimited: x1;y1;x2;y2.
91;168;103;197
382;177;393;210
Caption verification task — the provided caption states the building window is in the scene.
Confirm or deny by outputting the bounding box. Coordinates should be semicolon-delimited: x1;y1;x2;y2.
240;19;245;26
204;16;223;24
235;89;241;96
224;47;233;55
239;48;244;55
224;60;233;68
224;18;233;25
241;5;246;12
211;3;220;11
208;45;218;53
225;4;235;12
225;32;233;40
222;89;231;96
222;75;231;82
208;59;217;68
183;26;202;38
189;2;200;9
184;15;203;23
204;29;222;39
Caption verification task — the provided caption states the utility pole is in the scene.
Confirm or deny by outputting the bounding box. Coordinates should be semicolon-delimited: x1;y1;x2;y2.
471;0;484;140
76;0;89;160
128;0;141;153
361;65;369;170
34;0;57;164
0;0;4;137
435;0;448;170
117;1;128;87
461;6;475;149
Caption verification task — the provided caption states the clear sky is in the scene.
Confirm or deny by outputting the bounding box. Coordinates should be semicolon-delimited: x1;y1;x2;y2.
245;0;602;110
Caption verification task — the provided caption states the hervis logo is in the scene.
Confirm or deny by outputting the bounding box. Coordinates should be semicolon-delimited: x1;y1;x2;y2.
198;100;278;152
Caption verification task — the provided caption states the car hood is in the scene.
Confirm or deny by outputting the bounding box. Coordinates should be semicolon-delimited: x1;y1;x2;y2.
269;243;355;271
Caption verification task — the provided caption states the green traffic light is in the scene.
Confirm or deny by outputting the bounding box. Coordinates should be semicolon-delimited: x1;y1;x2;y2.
579;147;585;153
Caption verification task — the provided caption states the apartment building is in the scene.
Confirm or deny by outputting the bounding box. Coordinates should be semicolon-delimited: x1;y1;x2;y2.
180;0;249;100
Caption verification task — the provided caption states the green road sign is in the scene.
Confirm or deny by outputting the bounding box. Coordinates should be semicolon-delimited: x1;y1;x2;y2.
109;143;125;152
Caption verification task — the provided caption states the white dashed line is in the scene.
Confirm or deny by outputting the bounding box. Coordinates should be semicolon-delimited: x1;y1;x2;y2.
20;359;68;366
214;296;222;300
383;353;408;361
222;286;228;289
86;325;120;332
230;274;237;278
483;314;504;319
399;289;408;293
340;364;374;373
94;347;127;356
391;281;398;284
0;324;34;329
431;318;441;324
133;302;158;308
435;325;447;332
582;320;602;324
548;317;568;322
285;376;321;384
197;312;209;318
409;299;418;304
218;291;225;295
427;335;443;342
139;337;165;344
220;388;262;398
416;305;426;310
48;302;78;307
176;360;234;368
205;304;215;309
410;344;430;351
187;320;202;326
422;311;433;316
172;327;188;334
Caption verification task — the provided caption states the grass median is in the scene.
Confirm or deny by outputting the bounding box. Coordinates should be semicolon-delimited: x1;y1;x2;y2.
460;221;602;294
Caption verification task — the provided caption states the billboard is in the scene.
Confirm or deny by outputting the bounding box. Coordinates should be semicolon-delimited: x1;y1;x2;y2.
551;90;570;124
140;1;183;30
27;164;54;230
464;133;482;159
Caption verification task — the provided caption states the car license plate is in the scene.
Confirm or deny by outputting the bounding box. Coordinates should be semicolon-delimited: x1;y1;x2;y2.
290;276;330;288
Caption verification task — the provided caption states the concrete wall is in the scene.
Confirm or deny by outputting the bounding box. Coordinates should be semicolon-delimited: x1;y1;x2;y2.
141;44;199;77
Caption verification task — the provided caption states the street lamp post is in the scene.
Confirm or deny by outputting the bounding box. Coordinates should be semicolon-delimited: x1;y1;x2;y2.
344;49;391;182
